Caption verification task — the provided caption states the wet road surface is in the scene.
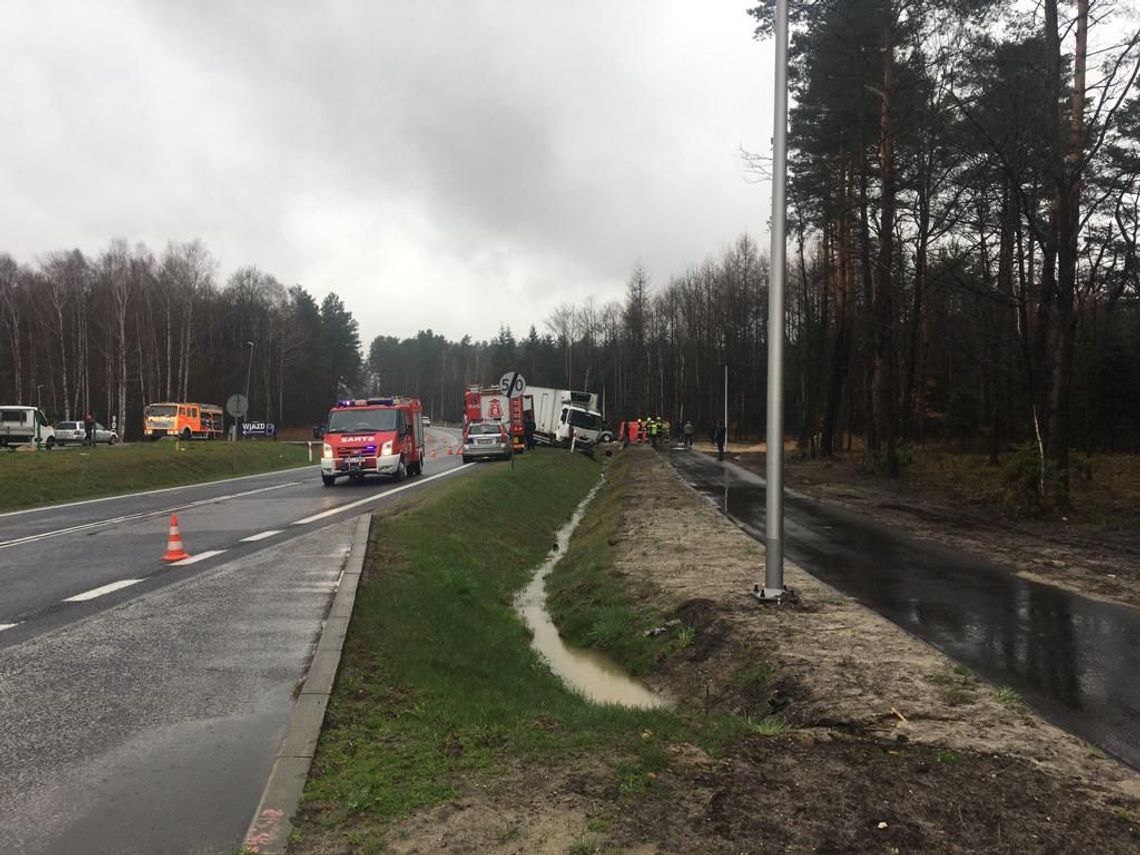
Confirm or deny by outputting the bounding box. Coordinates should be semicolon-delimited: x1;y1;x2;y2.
667;448;1140;771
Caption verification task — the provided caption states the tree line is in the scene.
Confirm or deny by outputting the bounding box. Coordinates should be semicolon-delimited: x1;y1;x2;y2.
737;0;1140;505
0;239;363;438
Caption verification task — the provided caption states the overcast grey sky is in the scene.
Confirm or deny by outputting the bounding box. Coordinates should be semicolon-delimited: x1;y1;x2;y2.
2;1;774;346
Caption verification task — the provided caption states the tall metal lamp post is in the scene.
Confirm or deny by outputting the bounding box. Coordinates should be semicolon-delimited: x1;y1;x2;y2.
755;0;789;603
241;340;254;440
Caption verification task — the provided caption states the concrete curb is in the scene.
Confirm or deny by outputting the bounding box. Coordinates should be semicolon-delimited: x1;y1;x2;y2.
243;512;371;854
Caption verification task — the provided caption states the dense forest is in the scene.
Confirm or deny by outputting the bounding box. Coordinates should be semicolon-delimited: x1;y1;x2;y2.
2;1;1137;511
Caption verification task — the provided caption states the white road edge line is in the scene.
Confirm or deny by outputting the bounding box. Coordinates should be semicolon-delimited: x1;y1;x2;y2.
292;464;472;526
240;530;282;542
64;579;143;602
171;550;226;566
0;464;319;519
0;623;20;632
0;482;301;551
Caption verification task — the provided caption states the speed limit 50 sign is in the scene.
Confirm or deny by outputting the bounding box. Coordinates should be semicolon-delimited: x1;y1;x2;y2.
499;372;526;399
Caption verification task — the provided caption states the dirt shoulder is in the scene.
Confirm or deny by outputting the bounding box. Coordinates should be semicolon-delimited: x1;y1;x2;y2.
370;446;1140;854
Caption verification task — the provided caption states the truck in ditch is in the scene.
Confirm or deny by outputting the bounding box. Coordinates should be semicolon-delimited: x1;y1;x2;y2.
522;387;606;447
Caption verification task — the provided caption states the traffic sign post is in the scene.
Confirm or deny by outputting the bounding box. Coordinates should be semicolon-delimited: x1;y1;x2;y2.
499;373;525;472
226;393;249;470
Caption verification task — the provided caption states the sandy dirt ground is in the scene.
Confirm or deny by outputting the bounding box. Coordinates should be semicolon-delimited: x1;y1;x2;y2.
360;446;1140;854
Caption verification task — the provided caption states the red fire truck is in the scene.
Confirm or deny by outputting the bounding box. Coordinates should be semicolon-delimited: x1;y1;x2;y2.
463;386;525;453
319;396;426;486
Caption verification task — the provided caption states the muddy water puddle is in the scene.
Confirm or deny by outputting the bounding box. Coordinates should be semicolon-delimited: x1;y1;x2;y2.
515;481;667;709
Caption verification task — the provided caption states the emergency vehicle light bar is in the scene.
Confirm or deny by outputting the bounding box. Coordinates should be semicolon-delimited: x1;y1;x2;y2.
334;397;398;408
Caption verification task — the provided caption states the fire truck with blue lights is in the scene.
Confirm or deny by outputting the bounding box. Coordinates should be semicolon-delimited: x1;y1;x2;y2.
319;396;426;486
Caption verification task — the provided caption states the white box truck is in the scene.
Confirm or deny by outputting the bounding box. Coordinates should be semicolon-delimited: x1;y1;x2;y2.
523;387;605;447
1;406;56;449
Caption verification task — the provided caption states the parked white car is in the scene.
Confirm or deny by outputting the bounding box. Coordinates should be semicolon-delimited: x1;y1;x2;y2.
54;420;119;445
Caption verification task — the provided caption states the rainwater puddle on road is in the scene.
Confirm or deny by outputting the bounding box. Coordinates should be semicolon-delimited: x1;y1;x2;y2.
515;481;667;710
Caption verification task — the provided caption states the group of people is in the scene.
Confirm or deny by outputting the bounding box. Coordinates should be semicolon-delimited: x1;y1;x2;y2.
623;416;668;448
618;414;727;460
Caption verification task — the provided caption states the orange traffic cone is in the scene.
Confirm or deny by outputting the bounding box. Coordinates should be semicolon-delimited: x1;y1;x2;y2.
163;513;190;562
430;448;436;458
447;447;453;455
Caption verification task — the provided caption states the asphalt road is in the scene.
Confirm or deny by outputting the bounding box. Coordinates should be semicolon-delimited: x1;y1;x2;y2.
667;446;1140;772
0;427;469;854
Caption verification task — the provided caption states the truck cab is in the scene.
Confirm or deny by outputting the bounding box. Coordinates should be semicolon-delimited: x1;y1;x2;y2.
320;397;425;486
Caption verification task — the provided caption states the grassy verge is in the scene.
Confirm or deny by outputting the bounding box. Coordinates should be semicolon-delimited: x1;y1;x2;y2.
0;441;314;511
293;450;752;850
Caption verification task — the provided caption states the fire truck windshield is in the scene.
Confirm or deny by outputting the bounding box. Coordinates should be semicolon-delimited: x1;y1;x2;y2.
327;408;401;433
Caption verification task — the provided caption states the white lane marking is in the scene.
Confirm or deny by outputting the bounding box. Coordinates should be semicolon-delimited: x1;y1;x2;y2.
0;623;20;632
64;579;143;602
292;464;472;525
240;530;281;542
171;550;226;566
0;465;319;519
0;482;301;552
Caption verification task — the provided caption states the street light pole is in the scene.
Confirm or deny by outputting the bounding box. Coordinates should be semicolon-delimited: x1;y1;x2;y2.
756;0;789;603
241;340;254;441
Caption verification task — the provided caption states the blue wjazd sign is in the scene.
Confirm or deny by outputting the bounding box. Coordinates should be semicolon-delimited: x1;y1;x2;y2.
242;421;276;437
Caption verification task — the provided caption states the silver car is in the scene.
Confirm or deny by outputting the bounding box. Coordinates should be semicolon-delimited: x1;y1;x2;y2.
54;420;119;445
462;420;512;462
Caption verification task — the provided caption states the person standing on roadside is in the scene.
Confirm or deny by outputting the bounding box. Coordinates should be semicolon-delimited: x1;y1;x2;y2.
84;411;96;446
714;420;726;461
683;419;694;447
649;417;660;448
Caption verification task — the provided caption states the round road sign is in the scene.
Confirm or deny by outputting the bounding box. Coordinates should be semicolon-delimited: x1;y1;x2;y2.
226;393;249;418
499;372;526;399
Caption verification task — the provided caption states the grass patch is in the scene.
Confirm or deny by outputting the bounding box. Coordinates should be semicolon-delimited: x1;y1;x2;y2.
927;666;981;707
0;440;313;510
296;450;706;845
748;715;788;736
997;686;1025;711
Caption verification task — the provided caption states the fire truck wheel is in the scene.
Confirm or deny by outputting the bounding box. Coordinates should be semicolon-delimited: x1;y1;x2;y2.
181;427;192;441
321;474;336;487
395;460;407;481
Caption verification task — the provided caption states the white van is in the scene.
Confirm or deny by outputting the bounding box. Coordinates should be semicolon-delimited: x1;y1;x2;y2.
0;406;56;449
